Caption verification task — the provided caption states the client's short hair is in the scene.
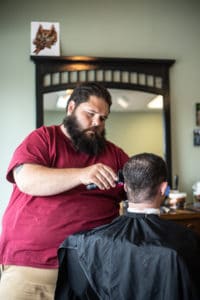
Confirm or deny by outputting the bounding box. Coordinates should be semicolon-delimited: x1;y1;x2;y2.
123;153;168;202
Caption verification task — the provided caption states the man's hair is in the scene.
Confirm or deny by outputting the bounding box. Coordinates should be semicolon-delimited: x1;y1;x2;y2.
123;153;168;203
66;82;112;111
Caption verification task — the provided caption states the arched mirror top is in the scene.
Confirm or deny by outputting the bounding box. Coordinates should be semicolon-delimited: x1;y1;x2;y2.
31;55;175;185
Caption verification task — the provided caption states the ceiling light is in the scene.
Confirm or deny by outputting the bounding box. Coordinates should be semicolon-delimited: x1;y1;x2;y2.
56;95;69;109
147;95;163;109
117;97;129;109
56;89;73;109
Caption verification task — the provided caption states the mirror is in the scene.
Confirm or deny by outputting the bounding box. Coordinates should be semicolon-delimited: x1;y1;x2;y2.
44;89;164;158
31;56;175;185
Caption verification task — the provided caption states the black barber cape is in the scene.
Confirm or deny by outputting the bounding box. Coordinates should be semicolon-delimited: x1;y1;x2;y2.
55;212;200;300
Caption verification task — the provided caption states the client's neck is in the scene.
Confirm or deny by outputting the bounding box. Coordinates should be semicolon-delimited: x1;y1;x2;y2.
128;203;160;210
128;197;161;211
127;201;161;215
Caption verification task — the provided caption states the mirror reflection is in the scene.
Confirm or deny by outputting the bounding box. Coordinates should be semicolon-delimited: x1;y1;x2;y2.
44;89;164;157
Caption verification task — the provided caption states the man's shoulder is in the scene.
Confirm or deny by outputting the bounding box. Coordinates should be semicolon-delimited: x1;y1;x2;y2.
35;124;58;133
30;125;62;139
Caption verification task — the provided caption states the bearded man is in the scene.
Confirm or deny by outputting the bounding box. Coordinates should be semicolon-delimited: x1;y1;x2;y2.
0;82;129;300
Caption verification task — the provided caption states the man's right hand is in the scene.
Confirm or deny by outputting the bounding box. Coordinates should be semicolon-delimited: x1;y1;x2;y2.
80;163;118;190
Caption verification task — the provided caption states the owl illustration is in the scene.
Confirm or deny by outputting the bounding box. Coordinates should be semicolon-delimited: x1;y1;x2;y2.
33;24;57;54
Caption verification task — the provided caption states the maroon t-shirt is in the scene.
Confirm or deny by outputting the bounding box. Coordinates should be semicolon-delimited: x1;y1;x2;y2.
0;125;129;268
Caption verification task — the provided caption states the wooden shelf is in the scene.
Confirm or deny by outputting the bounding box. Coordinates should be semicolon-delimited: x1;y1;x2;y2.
161;209;200;235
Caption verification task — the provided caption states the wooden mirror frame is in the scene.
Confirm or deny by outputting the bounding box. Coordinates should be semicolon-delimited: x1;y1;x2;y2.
31;55;175;185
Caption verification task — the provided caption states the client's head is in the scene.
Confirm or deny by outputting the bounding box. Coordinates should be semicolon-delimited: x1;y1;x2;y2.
123;153;168;207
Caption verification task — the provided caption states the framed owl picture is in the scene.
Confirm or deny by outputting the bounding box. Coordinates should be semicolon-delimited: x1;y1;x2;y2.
31;22;60;56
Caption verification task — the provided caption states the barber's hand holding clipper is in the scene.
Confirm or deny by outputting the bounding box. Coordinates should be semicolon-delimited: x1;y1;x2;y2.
79;163;118;190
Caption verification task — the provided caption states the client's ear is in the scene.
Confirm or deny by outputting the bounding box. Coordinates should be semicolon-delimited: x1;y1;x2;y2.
160;182;168;196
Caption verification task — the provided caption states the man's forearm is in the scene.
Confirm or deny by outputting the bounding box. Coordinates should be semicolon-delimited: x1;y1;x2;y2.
13;162;118;196
13;164;83;196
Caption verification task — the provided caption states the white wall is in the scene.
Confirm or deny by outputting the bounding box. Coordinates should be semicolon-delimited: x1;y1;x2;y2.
1;0;200;225
107;112;163;157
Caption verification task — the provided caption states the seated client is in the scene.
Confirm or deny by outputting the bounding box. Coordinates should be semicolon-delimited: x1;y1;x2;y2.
55;153;200;300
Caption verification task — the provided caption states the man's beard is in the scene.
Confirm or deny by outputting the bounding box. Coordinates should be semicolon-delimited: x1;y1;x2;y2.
63;115;106;156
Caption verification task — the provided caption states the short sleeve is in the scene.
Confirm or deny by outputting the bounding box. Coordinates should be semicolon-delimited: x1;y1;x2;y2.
6;127;51;183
